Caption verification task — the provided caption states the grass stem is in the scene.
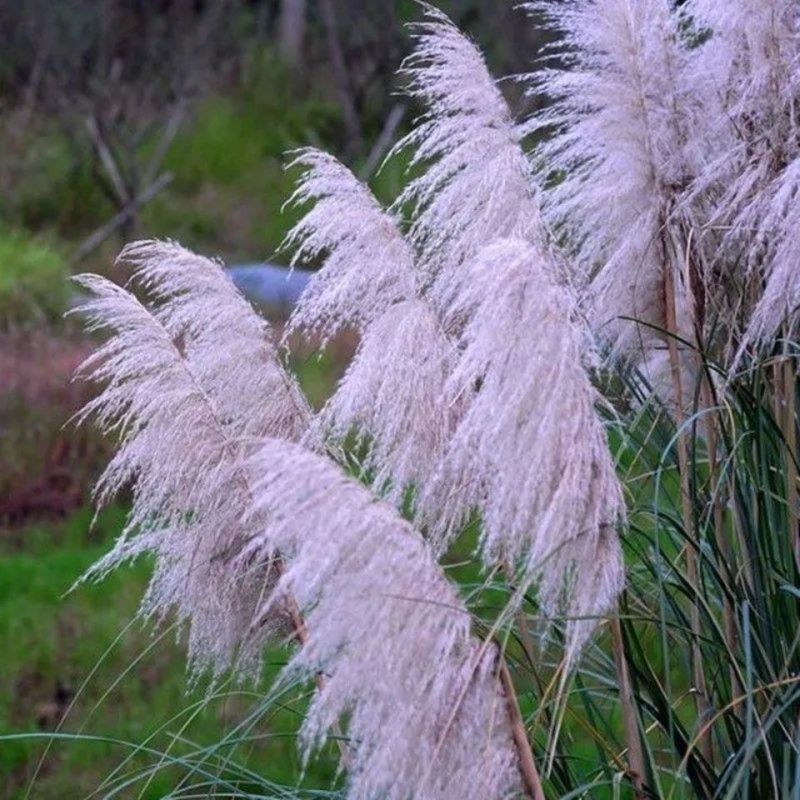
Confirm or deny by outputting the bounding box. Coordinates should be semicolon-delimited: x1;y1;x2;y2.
610;614;646;799
498;654;547;800
663;258;713;764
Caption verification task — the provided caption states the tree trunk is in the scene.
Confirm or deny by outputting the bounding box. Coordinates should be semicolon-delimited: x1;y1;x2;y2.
319;0;363;156
279;0;307;69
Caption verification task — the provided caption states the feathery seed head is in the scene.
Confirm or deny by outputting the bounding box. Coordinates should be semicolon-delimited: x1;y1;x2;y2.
283;148;417;342
120;239;310;440
315;298;457;504
420;238;625;655
247;437;523;800
683;2;800;350
393;5;542;316
73;243;310;679
527;0;699;358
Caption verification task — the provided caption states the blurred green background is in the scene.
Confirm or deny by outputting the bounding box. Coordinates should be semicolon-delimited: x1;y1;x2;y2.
0;2;547;796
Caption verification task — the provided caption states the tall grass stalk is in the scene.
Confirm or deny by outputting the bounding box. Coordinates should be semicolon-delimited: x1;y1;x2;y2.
663;258;712;763
610;614;646;799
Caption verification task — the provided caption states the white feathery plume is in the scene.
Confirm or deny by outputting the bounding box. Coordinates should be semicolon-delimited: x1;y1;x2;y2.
284;151;457;505
73;250;309;679
683;1;800;348
283;148;417;342
393;5;542;314
244;437;522;800
683;0;800;166
73;277;265;677
419;238;625;656
314;298;457;503
120;239;311;439
746;164;800;344
527;0;699;359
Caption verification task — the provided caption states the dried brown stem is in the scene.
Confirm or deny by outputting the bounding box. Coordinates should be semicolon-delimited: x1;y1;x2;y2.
610;614;646;799
699;375;741;707
264;554;351;766
498;655;547;800
662;259;713;764
779;344;800;572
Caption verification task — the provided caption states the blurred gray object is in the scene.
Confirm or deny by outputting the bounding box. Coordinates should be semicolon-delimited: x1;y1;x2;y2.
227;264;311;313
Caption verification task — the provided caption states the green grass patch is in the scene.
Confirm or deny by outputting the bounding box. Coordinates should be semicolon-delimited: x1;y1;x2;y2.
0;231;70;328
0;507;339;798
